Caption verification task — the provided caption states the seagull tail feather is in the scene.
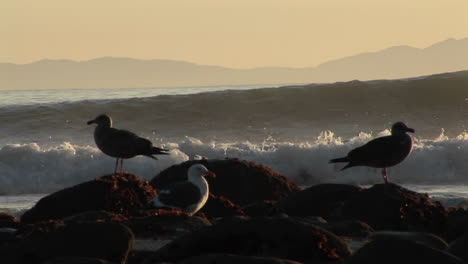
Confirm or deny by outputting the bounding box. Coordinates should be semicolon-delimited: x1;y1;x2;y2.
329;157;349;163
151;147;171;155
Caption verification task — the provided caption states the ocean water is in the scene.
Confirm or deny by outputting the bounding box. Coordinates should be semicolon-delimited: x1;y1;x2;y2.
2;71;468;215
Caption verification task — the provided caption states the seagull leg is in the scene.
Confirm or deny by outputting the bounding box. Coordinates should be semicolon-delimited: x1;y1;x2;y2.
114;158;120;175
381;168;388;184
119;159;124;174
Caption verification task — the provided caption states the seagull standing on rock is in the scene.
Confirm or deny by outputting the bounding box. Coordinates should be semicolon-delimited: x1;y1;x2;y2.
329;122;415;184
148;164;216;215
87;114;170;174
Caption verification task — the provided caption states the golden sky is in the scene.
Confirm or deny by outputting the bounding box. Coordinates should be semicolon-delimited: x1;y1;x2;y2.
2;0;468;68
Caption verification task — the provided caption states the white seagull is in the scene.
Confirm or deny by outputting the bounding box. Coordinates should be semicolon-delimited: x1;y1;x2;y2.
148;164;216;215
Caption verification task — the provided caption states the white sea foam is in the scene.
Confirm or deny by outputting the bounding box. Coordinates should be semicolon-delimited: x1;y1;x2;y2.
1;130;468;195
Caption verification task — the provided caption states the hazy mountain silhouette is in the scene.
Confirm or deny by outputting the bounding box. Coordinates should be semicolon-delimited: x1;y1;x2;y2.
1;37;467;90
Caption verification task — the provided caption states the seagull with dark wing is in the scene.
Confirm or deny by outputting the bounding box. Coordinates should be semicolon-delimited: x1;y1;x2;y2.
329;122;415;184
87;114;170;174
148;164;216;215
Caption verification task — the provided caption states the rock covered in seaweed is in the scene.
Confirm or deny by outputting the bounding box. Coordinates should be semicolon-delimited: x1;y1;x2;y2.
0;222;134;264
144;216;351;263
277;183;447;235
150;159;300;207
21;173;156;223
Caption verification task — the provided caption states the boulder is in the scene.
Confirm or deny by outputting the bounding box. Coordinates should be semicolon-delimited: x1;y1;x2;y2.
123;214;211;238
21;173;156;223
341;183;447;234
276;184;362;219
150;159;300;206
144;217;351;263
0;222;134;264
242;200;278;217
446;207;468;242
197;193;247;218
317;220;374;237
369;231;448;250
346;236;463;264
0;212;20;229
179;253;304;264
44;257;117;264
448;231;468;262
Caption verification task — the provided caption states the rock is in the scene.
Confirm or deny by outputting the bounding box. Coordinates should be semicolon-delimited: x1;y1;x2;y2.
21;173;156;223
346;237;463;264
179;253;304;264
0;228;18;245
197;193;247;218
0;222;134;264
151;159;300;206
145;217;351;263
242;200;278;217
123;214;211;238
370;231;448;250
276;184;362;219
446;207;468;242
0;212;20;229
448;231;468;262
63;211;127;224
44;257;117;264
341;183;447;234
318;220;374;237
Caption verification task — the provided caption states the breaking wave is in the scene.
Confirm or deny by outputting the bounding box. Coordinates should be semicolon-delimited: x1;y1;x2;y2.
1;130;468;194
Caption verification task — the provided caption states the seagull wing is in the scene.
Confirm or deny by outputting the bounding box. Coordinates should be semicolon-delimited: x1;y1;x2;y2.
157;182;203;209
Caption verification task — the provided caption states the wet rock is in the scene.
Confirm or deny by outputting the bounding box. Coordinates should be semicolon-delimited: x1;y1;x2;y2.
197;193;247;218
276;184;362;219
0;212;20;229
242;200;278;217
123;213;211;238
0;222;134;264
151;159;300;206
448;231;468;262
446;207;468;242
370;231;448;250
44;257;117;264
341;183;447;235
63;210;127;224
318;220;374;237
346;236;463;264
179;253;304;264
21;173;156;223
145;216;350;263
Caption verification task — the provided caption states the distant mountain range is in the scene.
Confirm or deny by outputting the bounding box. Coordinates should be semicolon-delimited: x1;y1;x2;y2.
1;37;467;90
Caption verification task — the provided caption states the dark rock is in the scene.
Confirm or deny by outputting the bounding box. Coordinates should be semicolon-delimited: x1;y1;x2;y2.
63;210;127;223
448;231;468;262
0;212;20;229
0;222;134;264
44;257;117;264
242;200;278;217
318;220;374;237
341;183;447;235
446;207;468;241
276;184;362;219
151;159;300;207
0;228;19;245
21;173;156;223
179;253;304;264
346;237;463;264
369;231;448;250
145;217;350;263
197;193;247;218
123;214;211;238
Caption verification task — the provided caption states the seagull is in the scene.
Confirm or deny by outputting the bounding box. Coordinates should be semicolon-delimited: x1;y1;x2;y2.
329;122;415;184
148;164;216;215
87;114;170;174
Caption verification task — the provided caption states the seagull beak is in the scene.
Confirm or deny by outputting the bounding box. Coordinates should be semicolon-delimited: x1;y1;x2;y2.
206;171;216;178
87;119;96;125
406;128;415;133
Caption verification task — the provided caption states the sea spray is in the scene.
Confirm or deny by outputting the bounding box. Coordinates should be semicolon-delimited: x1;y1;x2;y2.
1;130;468;194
